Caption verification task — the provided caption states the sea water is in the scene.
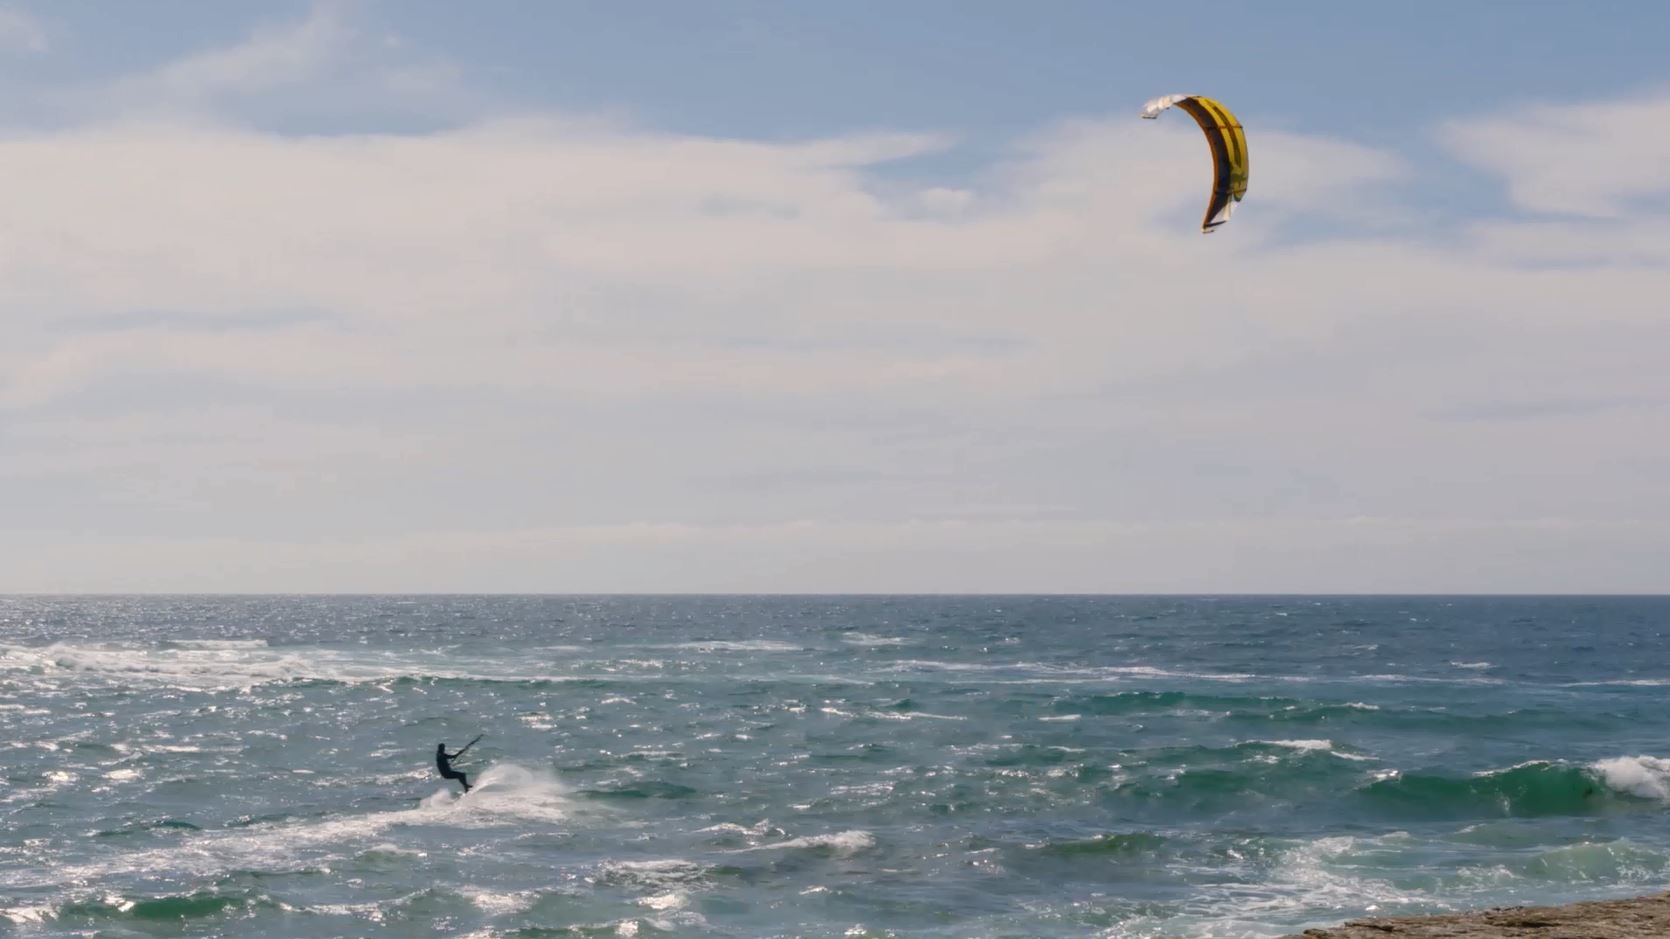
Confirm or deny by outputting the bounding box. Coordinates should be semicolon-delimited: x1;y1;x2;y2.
2;595;1669;938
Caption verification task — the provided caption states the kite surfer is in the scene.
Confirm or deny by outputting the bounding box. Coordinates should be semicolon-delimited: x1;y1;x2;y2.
435;735;482;793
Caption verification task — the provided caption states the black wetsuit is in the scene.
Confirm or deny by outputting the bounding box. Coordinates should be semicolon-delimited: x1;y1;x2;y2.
436;746;471;792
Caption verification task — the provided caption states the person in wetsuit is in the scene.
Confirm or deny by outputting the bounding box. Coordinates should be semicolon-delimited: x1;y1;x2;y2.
435;742;472;793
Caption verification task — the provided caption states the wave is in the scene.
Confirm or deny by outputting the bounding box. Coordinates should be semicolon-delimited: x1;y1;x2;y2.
656;640;803;653
1489;838;1670;883
1034;832;1168;856
159;639;271;650
1566;678;1670;687
876;660;1258;683
1054;690;1243;715
1591;755;1670;800
1259;738;1336;753
1096;741;1371;813
1355;673;1505;686
595;858;716;889
1359;757;1670;818
93;818;202;838
1048;690;1387;721
1049;691;1609;740
5;888;278;926
840;632;910;647
577;781;700;800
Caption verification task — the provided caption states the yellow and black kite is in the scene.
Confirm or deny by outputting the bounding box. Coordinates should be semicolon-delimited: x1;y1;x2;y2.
1140;94;1249;233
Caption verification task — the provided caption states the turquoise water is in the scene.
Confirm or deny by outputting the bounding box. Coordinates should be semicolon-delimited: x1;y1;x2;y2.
3;595;1669;937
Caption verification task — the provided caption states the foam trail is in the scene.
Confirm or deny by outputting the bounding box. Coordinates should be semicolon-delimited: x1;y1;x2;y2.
439;763;574;824
6;763;571;891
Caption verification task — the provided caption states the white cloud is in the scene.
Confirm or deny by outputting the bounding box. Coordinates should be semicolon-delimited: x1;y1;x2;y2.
46;1;478;127
103;2;350;110
1443;91;1670;217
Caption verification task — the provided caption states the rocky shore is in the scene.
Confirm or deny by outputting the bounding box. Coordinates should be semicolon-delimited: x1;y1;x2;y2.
1268;892;1670;938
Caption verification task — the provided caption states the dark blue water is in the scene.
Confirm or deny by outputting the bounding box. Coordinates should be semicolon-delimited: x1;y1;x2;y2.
3;596;1668;937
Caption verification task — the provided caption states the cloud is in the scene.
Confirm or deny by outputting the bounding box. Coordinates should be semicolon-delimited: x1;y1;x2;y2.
1443;90;1670;217
0;7;46;54
0;10;1667;591
38;1;478;128
111;2;349;106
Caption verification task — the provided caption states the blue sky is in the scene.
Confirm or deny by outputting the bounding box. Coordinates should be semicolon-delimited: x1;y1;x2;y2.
1;2;1668;591
23;3;1670;125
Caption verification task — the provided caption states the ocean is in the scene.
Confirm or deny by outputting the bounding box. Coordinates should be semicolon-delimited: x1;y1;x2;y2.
2;595;1668;938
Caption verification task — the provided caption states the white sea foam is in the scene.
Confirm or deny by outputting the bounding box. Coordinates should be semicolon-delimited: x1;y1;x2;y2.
736;830;875;857
1251;739;1375;763
598;858;712;889
161;639;271;650
0;904;55;925
879;660;1254;682
425;764;574;825
841;633;908;647
0;641;592;691
659;640;803;653
1591;756;1670;800
1096;833;1435;938
1358;673;1504;686
697;820;778;837
638;890;688;911
1100;665;1256;681
1261;739;1333;751
865;709;965;721
1450;661;1493;670
461;887;537;916
1566;678;1670;687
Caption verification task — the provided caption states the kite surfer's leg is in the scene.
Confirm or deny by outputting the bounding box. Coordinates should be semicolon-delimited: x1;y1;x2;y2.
440;767;471;792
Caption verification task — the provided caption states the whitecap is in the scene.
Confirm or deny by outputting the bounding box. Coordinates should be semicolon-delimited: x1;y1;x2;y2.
1259;739;1333;751
841;633;908;647
638;891;688;911
1592;755;1670;800
735;830;875;857
659;640;802;653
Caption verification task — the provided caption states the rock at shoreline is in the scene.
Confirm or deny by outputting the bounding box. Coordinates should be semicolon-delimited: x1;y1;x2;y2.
1272;891;1670;938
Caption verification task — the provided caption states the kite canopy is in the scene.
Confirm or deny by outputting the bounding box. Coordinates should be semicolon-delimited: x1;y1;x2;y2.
1140;94;1249;233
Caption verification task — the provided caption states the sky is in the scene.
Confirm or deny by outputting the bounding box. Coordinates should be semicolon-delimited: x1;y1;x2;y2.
2;1;1669;593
